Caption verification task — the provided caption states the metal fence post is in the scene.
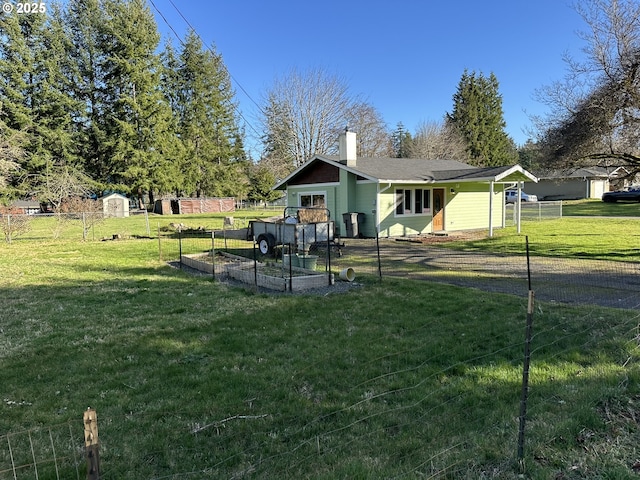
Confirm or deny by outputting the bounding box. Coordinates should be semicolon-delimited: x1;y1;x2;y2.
211;231;216;280
518;237;535;465
376;233;382;281
326;221;332;286
253;241;258;287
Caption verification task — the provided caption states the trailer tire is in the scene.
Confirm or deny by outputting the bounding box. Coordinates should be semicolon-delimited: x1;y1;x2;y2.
257;233;276;255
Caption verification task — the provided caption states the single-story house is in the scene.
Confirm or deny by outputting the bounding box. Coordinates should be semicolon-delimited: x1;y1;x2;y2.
524;167;613;200
100;193;130;217
274;131;538;238
10;200;42;215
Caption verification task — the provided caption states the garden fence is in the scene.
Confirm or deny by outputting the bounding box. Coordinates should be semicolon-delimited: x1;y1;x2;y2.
506;200;564;225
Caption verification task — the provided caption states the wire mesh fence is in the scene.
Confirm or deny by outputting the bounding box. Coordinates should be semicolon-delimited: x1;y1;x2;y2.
3;213;640;478
166;225;640;311
506;201;564;224
0;422;82;480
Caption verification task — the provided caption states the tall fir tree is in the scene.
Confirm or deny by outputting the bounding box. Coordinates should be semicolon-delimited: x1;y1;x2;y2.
391;122;413;158
63;0;111;182
447;70;517;166
98;0;180;200
0;6;79;197
163;31;246;197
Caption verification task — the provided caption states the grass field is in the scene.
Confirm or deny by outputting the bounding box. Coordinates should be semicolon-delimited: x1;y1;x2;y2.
1;208;640;478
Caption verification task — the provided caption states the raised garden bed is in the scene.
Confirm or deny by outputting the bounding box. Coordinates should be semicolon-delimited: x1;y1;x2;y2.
180;252;334;292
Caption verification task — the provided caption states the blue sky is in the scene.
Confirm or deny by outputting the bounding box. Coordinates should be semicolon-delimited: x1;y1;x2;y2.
149;0;587;155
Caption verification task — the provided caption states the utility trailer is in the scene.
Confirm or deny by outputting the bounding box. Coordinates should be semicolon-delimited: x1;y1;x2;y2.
250;207;337;255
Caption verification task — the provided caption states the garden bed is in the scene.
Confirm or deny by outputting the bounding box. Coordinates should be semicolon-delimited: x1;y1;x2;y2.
180;252;334;292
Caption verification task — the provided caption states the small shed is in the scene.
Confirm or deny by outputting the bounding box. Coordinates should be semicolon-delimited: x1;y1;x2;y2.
100;193;130;218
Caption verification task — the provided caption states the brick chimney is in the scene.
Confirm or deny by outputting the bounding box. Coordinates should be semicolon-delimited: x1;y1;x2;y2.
339;129;357;167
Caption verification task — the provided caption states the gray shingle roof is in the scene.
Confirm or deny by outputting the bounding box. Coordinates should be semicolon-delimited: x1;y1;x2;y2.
337;157;477;182
274;155;537;189
323;156;529;182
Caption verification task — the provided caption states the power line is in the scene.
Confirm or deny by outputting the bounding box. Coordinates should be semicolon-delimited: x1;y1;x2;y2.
148;0;264;146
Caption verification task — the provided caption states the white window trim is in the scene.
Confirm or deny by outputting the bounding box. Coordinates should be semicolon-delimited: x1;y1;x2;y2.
298;191;327;208
394;188;432;217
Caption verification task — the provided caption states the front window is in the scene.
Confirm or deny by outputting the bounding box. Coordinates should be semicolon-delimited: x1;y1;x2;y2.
396;188;431;216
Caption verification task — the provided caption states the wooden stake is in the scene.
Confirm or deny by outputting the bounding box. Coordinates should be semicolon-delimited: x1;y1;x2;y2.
83;408;100;480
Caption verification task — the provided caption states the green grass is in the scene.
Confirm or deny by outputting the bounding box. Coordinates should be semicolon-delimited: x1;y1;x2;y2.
448;216;640;261
8;208;278;242
562;199;640;217
2;214;640;478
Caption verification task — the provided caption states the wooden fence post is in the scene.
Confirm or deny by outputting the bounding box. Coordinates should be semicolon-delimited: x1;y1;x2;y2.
83;408;100;480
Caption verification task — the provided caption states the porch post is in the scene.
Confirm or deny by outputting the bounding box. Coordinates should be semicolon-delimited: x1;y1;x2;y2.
517;181;522;234
489;181;494;237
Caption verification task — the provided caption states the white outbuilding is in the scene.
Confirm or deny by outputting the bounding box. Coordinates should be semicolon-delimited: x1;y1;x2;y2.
100;193;130;218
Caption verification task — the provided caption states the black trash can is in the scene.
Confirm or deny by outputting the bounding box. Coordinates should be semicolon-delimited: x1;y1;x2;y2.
342;212;365;238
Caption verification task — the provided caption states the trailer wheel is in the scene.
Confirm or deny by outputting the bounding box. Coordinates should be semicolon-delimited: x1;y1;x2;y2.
257;234;276;255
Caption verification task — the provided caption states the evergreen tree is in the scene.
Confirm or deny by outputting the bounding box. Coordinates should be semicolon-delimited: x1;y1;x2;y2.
164;30;245;197
63;0;111;182
0;6;80;197
391;122;413;158
248;162;282;204
447;70;517;166
98;0;180;200
0;117;24;198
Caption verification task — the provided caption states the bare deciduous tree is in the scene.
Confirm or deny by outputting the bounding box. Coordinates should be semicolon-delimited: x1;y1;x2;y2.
410;120;468;160
260;68;390;173
59;196;104;241
0;207;30;243
38;164;94;213
261;68;352;170
344;102;392;158
534;0;640;175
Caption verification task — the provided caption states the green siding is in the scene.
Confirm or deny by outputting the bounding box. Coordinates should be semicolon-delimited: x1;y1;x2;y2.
286;182;506;238
378;183;506;237
347;182;377;237
378;185;434;237
445;185;504;231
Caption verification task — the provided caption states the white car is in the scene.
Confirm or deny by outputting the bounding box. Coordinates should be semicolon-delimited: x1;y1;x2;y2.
505;190;538;203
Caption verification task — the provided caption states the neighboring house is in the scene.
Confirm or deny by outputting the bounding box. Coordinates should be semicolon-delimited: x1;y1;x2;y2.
274;131;538;238
524;167;613;200
100;193;130;218
607;166;640;191
10;200;41;215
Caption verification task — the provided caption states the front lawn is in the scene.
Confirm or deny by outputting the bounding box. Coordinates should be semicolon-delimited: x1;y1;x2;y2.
450;216;640;261
561;198;640;217
1;221;640;478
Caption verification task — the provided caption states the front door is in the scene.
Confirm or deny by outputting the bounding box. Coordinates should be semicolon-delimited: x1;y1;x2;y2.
433;188;445;231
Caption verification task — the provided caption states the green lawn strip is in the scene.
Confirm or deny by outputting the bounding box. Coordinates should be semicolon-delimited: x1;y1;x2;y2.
2;228;640;477
562;199;640;217
10;209;277;242
443;217;640;262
